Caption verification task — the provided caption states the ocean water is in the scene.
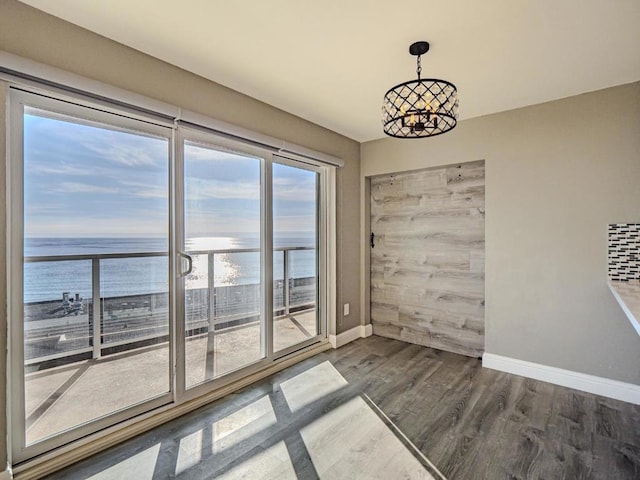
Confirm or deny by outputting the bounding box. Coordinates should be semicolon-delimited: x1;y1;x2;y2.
24;236;316;303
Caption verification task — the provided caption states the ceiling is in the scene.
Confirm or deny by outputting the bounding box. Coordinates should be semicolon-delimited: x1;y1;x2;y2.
18;0;640;142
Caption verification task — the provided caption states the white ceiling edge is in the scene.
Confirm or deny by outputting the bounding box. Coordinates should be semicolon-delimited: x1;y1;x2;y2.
15;0;640;143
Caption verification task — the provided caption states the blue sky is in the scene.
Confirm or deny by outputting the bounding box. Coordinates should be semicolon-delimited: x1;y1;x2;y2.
24;110;317;239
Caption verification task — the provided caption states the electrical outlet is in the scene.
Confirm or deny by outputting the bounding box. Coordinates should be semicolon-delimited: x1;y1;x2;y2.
343;303;350;316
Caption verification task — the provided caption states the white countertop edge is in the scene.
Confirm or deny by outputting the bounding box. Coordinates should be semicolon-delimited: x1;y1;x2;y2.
607;280;640;336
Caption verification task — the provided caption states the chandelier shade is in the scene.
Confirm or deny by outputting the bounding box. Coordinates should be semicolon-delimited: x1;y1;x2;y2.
382;41;459;138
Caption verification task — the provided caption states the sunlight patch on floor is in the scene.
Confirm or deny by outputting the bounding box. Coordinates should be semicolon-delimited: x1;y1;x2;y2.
216;441;297;480
301;396;435;479
175;395;278;475
87;443;161;480
280;361;347;412
211;395;277;454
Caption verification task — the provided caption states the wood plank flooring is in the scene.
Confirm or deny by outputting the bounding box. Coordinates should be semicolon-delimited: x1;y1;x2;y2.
47;336;640;479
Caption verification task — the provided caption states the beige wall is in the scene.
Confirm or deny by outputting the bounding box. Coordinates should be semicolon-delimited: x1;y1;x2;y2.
362;81;640;385
0;0;362;467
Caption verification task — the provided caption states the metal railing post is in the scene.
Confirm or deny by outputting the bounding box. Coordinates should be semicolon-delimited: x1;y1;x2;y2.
208;252;215;326
284;249;290;315
206;252;216;378
91;257;101;359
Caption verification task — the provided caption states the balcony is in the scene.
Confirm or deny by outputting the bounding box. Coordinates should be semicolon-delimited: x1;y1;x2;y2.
23;246;318;444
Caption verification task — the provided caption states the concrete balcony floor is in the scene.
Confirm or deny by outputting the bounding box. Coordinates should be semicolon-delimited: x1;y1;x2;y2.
25;310;317;444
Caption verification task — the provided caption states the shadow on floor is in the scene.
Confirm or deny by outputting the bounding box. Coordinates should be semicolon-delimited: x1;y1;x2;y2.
47;349;441;479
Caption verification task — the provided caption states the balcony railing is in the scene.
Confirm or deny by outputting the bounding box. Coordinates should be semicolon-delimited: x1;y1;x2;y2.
24;246;316;366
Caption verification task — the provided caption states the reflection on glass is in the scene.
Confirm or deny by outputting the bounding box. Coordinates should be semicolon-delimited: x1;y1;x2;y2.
272;163;319;352
183;142;264;387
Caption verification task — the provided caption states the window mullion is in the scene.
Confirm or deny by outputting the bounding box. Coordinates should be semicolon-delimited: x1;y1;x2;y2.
263;157;274;361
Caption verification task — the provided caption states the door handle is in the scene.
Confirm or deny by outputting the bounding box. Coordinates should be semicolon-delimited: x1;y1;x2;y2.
370;232;375;249
178;252;193;277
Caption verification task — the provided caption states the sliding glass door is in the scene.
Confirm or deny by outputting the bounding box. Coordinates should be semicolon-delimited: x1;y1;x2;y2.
272;158;321;354
177;135;325;395
180;138;265;388
11;90;172;461
9;89;330;463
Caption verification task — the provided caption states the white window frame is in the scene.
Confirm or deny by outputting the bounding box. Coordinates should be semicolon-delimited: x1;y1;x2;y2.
175;128;329;404
6;85;337;468
8;88;175;463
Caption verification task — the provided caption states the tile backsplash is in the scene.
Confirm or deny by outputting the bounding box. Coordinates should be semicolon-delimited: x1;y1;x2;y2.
608;223;640;281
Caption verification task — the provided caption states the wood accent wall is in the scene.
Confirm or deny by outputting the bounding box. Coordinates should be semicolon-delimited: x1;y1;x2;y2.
370;160;485;357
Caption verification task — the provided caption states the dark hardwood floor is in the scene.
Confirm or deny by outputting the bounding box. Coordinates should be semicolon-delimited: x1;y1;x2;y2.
49;336;640;479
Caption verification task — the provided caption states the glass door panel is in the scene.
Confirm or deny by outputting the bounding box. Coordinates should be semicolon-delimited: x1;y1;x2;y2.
21;104;170;446
183;141;264;388
272;162;320;353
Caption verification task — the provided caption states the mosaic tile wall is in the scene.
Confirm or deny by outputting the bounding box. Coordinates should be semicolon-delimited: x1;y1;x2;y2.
608;223;640;281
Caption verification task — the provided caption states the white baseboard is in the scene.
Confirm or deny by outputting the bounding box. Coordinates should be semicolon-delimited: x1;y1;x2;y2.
483;353;640;405
0;466;12;480
361;323;373;338
329;323;372;349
